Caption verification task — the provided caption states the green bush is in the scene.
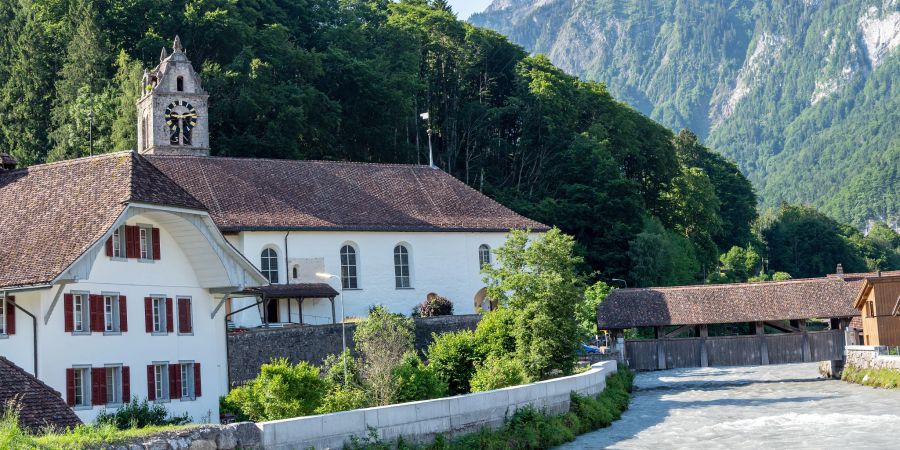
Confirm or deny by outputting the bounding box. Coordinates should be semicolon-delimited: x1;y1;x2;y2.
95;397;190;429
316;384;370;414
321;349;364;388
473;307;517;359
392;352;448;403
355;305;416;405
1;405;32;449
469;355;529;392
426;330;482;395
224;358;328;421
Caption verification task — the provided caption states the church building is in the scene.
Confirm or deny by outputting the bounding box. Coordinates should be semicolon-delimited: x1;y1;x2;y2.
0;37;545;424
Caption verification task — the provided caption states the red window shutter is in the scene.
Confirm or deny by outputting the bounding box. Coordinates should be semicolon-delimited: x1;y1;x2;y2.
144;297;153;333
89;294;103;332
64;294;74;333
194;363;202;397
146;365;156;401
5;296;15;335
91;367;105;406
178;298;192;334
105;236;113;257
152;228;161;260
65;368;75;407
119;296;128;332
165;298;174;333
169;364;181;400
124;225;136;258
122;366;131;403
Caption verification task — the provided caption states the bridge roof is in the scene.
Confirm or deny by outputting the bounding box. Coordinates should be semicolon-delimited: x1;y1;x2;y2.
597;277;863;329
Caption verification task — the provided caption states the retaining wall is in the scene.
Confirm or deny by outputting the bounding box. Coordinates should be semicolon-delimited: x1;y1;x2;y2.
845;345;900;371
228;314;481;385
258;360;619;450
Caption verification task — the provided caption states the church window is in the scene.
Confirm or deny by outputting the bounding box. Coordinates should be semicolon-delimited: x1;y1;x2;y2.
176;76;184;92
340;245;359;289
394;244;411;289
478;244;491;268
261;248;279;283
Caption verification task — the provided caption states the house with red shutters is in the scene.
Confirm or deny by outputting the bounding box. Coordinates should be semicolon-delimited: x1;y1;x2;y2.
0;151;267;424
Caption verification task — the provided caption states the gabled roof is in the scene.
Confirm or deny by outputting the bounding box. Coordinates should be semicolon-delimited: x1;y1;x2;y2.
597;277;863;329
146;156;548;233
0;152;205;289
852;274;900;309
0;357;82;433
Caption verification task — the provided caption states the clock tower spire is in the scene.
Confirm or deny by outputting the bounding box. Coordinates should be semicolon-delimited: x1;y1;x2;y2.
137;36;210;156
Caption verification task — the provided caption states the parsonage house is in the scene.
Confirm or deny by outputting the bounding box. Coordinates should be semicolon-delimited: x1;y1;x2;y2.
0;37;545;424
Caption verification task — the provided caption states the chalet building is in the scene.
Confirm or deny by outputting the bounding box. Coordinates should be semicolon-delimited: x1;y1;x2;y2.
0;37;544;423
853;274;900;346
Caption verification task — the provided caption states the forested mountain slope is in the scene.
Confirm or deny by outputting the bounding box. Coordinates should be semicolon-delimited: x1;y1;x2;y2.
471;0;900;229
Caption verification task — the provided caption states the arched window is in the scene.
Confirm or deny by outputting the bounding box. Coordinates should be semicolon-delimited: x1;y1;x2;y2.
176;76;184;92
260;248;279;283
478;244;491;268
340;244;359;289
292;266;298;279
394;244;411;288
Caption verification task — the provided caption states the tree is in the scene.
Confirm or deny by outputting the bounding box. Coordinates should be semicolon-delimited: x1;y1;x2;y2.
483;228;585;379
628;217;701;287
579;281;612;339
717;245;762;282
224;358;328;421
353;305;415;405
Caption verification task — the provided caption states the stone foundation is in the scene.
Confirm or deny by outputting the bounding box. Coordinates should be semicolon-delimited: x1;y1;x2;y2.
108;422;261;450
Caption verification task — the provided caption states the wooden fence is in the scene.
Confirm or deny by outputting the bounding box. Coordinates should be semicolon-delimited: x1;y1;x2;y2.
625;329;845;371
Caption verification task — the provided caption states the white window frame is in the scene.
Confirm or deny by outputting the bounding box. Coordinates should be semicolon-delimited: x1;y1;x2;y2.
111;226;126;259
180;361;195;401
394;244;412;289
105;365;123;406
138;225;154;261
340;244;360;289
72;292;90;334
154;363;169;402
73;366;91;409
177;296;193;336
151;296;166;334
103;293;120;333
260;247;279;283
479;244;491;268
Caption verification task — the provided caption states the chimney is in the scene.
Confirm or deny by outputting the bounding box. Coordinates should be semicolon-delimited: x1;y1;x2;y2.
0;152;16;171
835;263;844;277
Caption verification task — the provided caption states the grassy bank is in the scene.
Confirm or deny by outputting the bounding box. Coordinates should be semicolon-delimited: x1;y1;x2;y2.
842;364;900;389
348;367;635;450
0;411;191;450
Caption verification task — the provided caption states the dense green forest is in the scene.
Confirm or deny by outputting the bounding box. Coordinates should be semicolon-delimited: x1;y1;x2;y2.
471;0;900;230
0;0;897;287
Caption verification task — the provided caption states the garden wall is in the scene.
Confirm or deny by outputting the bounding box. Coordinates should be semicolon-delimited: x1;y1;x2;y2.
844;345;900;371
257;360;618;450
228;314;481;385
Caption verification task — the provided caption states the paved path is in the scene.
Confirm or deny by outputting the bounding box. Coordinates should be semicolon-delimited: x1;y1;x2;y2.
557;363;900;449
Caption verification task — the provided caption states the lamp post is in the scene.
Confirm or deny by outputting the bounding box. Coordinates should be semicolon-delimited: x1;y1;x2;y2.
316;272;347;385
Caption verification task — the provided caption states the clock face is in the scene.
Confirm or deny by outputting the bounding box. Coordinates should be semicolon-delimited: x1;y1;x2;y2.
165;100;197;145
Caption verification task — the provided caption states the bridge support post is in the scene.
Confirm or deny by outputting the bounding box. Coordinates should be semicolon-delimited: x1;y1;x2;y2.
756;322;769;365
699;325;709;367
800;320;811;362
656;326;667;370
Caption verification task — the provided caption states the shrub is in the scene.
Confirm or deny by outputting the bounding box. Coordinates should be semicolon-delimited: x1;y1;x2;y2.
354;305;415;405
224;358;328;421
321;349;364;388
426;330;482;395
392;352;448;403
316;385;370;414
473;307;517;359
772;271;792;281
0;405;33;449
469;355;529;392
96;398;190;429
418;293;454;317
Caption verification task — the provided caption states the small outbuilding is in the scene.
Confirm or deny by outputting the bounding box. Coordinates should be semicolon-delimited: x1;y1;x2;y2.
0;356;82;433
853;274;900;346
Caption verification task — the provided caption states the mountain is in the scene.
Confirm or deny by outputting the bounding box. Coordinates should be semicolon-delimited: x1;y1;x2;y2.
471;0;900;230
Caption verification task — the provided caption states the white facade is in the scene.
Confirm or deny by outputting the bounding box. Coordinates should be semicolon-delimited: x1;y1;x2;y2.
227;231;514;327
0;205;264;423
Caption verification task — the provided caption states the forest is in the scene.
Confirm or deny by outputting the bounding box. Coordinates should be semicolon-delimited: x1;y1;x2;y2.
0;0;897;286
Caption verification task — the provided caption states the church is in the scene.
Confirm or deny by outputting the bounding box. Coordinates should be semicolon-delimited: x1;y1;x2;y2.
0;37;544;423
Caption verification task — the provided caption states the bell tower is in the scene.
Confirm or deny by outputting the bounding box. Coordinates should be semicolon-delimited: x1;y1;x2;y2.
137;36;210;156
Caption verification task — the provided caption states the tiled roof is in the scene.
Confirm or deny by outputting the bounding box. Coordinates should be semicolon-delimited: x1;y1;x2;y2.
242;283;340;298
597;277;863;329
0;357;82;433
0;152;205;289
146;156;548;232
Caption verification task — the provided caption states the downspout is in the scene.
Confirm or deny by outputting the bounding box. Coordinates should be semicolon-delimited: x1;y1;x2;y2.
1;291;38;377
284;231;290;322
224;293;265;389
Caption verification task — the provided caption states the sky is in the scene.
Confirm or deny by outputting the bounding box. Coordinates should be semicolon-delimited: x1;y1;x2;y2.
448;0;493;19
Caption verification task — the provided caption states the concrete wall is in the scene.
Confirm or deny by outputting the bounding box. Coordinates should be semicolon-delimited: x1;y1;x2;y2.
845;345;900;371
228;315;481;385
258;360;618;450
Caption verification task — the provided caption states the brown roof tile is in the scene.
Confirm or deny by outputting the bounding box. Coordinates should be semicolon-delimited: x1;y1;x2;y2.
146;156;547;232
0;152;205;289
0;357;82;433
597;277;863;329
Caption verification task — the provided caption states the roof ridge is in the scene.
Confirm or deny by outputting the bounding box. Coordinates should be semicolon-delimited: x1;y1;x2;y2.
146;154;435;169
614;277;850;292
1;151;133;175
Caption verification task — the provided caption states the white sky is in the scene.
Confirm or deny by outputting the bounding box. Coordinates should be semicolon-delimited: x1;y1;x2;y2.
448;0;493;19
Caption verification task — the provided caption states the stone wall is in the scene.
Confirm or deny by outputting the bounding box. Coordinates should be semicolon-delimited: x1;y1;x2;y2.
258;361;618;450
109;422;261;450
845;345;900;371
228;314;481;385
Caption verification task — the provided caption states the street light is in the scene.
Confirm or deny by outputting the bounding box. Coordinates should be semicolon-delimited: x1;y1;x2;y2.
316;271;347;385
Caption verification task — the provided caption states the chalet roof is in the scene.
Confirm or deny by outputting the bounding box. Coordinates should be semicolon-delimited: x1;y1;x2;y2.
0;152;205;289
597;277;863;329
852;274;900;309
146;155;548;233
0;357;82;433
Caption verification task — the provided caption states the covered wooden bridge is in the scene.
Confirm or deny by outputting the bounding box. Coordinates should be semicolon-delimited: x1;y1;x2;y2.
597;276;864;371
